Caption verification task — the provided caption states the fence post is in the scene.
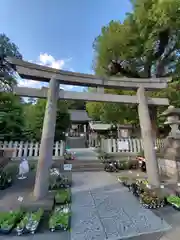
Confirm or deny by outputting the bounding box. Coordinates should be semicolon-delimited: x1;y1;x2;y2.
60;140;64;156
34;143;39;157
23;142;29;157
29;142;34;157
18;141;23;158
55;141;59;157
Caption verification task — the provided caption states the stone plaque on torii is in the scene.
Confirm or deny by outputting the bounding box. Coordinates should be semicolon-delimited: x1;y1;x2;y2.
4;56;171;200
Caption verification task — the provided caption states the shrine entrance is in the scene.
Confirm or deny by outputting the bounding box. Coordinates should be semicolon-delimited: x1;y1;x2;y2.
4;56;170;200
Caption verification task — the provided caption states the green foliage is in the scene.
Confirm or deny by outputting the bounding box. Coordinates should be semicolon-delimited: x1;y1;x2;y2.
67;100;86;110
55;189;71;204
23;99;70;141
0;93;25;141
0;93;70;141
0;33;22;91
167;195;180;207
87;0;180;126
0;210;23;229
16;208;44;231
0;35;26;141
49;205;71;230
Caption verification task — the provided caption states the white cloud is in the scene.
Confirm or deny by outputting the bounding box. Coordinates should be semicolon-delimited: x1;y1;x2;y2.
38;53;66;69
18;53;85;91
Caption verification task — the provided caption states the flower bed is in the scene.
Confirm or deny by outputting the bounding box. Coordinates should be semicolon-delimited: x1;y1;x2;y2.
49;205;71;232
140;190;165;209
118;177;166;209
104;159;139;171
16;208;44;235
55;189;71;205
0;210;23;234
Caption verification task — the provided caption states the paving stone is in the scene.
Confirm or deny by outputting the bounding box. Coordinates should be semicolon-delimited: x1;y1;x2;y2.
71;213;105;240
159;237;171;240
127;232;164;240
116;220;140;238
164;227;180;240
71;191;95;207
71;205;98;223
32;231;70;240
97;200;131;219
71;172;171;240
3;236;33;240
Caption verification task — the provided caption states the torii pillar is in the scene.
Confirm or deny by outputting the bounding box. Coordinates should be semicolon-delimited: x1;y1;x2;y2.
149;105;158;143
33;76;59;200
137;86;160;187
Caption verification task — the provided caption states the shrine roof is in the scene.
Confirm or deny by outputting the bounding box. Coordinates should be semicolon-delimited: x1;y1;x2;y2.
69;110;91;122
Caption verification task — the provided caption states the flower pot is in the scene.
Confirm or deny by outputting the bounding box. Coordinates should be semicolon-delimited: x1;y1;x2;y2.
0;226;13;234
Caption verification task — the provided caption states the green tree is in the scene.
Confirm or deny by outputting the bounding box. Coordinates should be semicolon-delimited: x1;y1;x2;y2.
0;33;22;91
67;100;86;110
0;34;25;140
87;0;180;125
24;99;70;141
0;93;25;141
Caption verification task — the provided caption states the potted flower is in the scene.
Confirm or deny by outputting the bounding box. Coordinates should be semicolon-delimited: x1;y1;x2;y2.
0;210;23;234
49;168;71;190
98;152;109;163
49;205;71;232
58;176;71;189
55;189;71;205
64;151;75;161
16;208;44;235
0;170;13;190
118;176;129;186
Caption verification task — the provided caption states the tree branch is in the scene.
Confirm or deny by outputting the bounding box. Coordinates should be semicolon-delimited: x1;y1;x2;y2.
154;28;170;60
108;60;141;78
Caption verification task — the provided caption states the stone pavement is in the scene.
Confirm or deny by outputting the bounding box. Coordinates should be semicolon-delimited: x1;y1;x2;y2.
70;172;171;240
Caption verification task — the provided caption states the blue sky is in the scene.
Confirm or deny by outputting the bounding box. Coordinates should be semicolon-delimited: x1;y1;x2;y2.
1;0;132;91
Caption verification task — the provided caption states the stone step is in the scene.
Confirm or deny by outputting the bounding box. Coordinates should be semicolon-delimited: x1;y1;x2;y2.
72;167;104;172
72;163;103;168
66;159;104;172
66;136;86;148
65;160;102;165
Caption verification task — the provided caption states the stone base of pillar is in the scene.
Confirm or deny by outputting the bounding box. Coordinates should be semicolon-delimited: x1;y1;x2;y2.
22;191;55;211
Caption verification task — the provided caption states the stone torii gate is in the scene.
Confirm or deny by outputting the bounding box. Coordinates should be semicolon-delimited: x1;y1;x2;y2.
6;57;170;200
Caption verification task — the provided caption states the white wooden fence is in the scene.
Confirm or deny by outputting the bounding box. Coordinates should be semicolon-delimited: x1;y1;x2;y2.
101;138;164;153
0;138;164;159
0;141;65;159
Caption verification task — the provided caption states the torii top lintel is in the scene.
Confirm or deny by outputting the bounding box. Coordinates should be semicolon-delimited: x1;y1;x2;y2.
7;57;171;90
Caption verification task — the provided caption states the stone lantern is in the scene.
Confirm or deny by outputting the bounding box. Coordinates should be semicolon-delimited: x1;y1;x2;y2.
161;105;180;183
